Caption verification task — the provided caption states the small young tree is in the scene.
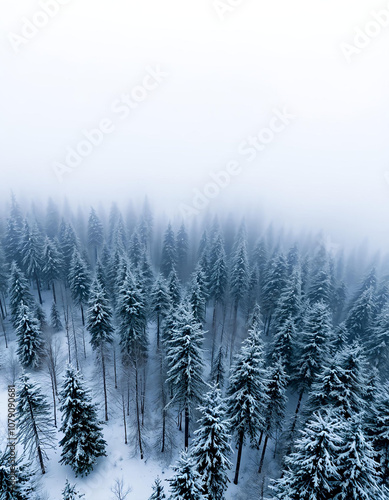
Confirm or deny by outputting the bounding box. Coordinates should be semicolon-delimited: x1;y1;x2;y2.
16;373;55;474
50;301;63;331
168;451;203;500
59;365;107;476
191;384;232;500
148;477;166;500
62;479;85;500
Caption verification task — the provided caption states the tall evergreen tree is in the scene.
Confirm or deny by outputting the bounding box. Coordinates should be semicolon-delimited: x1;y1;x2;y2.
15;302;43;368
59;365;107;476
8;262;33;327
150;274;170;348
345;285;376;340
166;307;205;449
176;223;189;281
336;416;385;500
16;373;55;474
261;253;287;335
45;198;60;239
87;208;104;263
69;249;91;325
42;236;63;303
226;328;268;484
192;384;232;500
20;221;43;304
258;359;288;473
270;412;342;500
87;279;114;421
161;223;177;278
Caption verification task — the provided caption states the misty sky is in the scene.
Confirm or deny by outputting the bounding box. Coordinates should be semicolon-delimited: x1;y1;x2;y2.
1;0;389;248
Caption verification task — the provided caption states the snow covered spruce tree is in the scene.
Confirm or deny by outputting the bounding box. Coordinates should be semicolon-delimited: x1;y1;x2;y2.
0;449;36;500
270;411;342;500
166;305;205;449
117;269;148;458
62;479;85;499
50;301;63;331
290;301;332;435
270;317;297;378
335;416;385;500
15;301;43;368
16;373;55;474
42;236;63;303
176;222;189;281
258;358;288;473
87;278;114;421
191;384;232;500
168;451;203;500
59;365;107;476
161;223;177;278
150;274;171;348
69;248;91;325
87;207;104;264
272;266;302;335
20;220;43;304
261;252;287;336
148;477;166;500
367;381;389;485
226;327;268;484
8;261;33;327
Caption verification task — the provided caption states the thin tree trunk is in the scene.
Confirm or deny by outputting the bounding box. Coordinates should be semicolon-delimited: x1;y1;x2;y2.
1;317;8;348
258;435;269;473
71;313;79;370
211;302;218;364
230;300;239;363
122;394;128;444
2;293;7;316
51;377;57;428
156;313;160;348
0;297;5;320
233;430;244;485
135;363;144;459
52;282;57;304
184;406;190;449
257;430;263;449
27;394;45;474
290;389;304;438
80;303;85;326
113;346;118;389
82;328;86;359
34;270;42;305
101;348;108;421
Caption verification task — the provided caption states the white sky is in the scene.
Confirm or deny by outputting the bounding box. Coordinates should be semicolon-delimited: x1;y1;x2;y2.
1;0;389;248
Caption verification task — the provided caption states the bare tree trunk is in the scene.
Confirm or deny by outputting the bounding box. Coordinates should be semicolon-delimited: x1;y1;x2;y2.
233;430;244;485
71;312;79;370
135;363;144;459
0;296;5;320
101;347;108;421
258;435;269;473
122;394;128;444
1;317;8;348
156;313;160;348
27;393;45;474
184;406;190;450
52;282;57;304
34;270;42;305
51;378;57;428
113;346;118;389
80;303;85;326
82;328;87;359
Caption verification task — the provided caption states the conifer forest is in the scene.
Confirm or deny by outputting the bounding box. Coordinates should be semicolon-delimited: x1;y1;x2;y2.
0;196;389;499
